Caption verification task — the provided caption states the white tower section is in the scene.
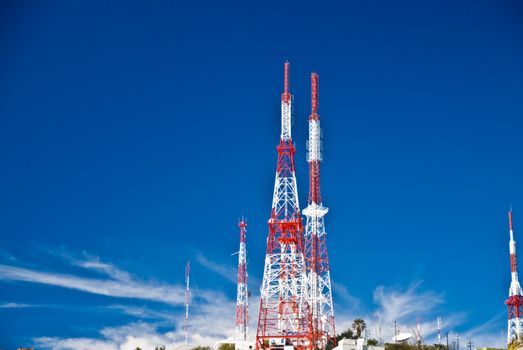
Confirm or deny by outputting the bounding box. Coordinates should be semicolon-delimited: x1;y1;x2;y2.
280;62;292;142
507;209;523;344
510;212;523;297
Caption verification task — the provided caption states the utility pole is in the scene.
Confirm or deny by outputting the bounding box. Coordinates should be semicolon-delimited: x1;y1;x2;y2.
446;332;449;350
456;334;460;350
394;321;397;344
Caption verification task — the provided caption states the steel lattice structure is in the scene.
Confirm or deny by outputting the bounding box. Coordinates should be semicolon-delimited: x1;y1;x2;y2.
256;62;313;350
236;217;249;341
506;210;523;344
302;73;336;350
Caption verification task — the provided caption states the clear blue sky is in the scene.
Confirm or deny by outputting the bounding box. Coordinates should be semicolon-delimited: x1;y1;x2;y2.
1;1;523;349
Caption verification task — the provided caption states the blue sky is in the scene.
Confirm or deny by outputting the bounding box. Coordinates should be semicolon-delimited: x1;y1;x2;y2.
1;0;523;349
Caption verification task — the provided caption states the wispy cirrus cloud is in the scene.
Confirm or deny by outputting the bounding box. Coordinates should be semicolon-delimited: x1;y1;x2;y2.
107;304;174;321
0;249;503;350
196;253;238;284
34;294;236;349
332;281;362;313
0;302;37;308
0;250;237;349
0;262;186;305
459;313;506;349
196;252;261;287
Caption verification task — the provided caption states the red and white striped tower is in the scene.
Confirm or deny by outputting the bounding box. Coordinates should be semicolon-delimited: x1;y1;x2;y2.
236;217;249;341
256;62;313;350
303;72;336;349
506;209;523;344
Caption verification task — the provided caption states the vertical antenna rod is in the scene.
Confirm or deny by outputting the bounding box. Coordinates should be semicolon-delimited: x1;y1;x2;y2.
184;260;190;345
235;216;249;341
437;317;442;345
280;61;292;141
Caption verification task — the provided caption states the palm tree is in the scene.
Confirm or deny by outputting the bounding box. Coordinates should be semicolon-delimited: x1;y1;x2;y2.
352;318;366;339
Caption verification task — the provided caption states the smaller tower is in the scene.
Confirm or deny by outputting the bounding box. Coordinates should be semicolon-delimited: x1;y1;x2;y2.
235;216;249;341
437;317;442;345
506;209;523;344
184;260;191;345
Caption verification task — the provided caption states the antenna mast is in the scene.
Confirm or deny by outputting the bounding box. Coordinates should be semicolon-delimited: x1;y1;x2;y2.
235;216;249;341
506;209;523;344
437;317;442;345
303;72;336;349
256;62;313;350
184;260;190;345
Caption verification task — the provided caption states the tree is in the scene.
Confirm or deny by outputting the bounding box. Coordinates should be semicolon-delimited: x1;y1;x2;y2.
352;318;367;339
367;339;379;346
135;348;142;350
336;328;355;342
155;347;166;350
192;347;211;350
218;343;235;350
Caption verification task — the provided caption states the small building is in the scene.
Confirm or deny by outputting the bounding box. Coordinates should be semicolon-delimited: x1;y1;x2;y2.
332;338;385;350
214;338;255;350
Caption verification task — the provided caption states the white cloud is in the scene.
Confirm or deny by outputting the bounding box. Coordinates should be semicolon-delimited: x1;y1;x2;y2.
335;281;469;345
75;258;133;282
34;336;119;350
196;252;261;288
373;281;444;324
1;250;501;350
0;263;186;305
35;295;236;350
459;313;506;349
332;281;362;313
196;253;238;284
107;304;175;321
0;302;35;308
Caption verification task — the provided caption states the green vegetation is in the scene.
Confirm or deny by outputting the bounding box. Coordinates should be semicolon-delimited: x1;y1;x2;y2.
367;339;379;346
385;343;451;350
218;344;236;350
352;318;367;339
192;347;212;350
336;328;355;342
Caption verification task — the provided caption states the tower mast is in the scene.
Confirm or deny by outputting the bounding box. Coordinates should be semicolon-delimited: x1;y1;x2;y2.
184;260;190;345
437;317;442;345
256;62;313;350
236;216;249;342
506;209;523;344
303;72;336;349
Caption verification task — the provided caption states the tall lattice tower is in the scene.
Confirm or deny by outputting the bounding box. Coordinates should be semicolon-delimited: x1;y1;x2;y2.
235;217;249;341
303;72;336;349
506;209;523;344
256;62;313;350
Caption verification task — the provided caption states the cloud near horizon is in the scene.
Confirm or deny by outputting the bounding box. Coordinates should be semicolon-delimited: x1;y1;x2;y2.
0;250;506;350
